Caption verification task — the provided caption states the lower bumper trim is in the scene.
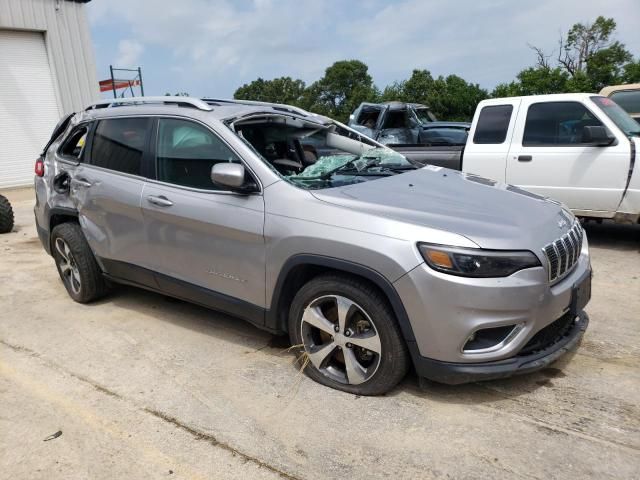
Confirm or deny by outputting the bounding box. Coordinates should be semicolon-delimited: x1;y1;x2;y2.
412;311;589;385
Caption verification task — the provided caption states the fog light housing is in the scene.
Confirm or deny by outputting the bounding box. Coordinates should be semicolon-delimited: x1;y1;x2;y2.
463;324;524;353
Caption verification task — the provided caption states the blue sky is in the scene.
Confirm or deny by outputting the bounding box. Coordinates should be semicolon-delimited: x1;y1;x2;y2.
87;0;640;99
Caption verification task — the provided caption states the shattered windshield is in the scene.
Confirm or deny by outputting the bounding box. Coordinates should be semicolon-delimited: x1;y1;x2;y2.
231;115;416;190
414;108;437;124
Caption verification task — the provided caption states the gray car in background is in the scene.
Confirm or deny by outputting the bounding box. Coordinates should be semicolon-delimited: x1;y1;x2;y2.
34;96;592;395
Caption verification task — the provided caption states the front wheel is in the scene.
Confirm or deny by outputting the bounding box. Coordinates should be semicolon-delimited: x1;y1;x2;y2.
288;274;409;395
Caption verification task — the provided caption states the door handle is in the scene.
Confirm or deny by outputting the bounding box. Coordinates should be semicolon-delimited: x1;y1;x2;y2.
147;195;174;207
517;155;533;162
71;178;93;188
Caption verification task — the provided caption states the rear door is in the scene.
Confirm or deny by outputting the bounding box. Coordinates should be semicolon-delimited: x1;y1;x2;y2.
462;99;521;181
506;99;630;212
71;116;153;278
141;117;266;311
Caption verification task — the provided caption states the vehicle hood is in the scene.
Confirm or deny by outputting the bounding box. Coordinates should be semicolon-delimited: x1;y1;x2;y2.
311;167;574;253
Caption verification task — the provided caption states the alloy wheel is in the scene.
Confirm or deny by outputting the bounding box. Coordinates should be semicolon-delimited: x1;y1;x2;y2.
300;295;382;385
55;237;81;295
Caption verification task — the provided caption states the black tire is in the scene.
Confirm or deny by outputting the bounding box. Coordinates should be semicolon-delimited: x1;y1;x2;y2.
51;222;108;303
0;195;14;234
288;273;409;395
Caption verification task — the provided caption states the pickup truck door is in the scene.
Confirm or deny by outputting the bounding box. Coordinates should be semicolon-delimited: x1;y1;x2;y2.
505;98;630;213
141;117;266;317
462;99;521;182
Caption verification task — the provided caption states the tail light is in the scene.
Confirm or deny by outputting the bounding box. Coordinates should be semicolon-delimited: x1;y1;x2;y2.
35;157;45;177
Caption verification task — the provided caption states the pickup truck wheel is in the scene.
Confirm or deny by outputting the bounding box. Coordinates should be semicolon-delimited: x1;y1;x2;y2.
0;195;14;234
288;274;409;395
51;223;108;303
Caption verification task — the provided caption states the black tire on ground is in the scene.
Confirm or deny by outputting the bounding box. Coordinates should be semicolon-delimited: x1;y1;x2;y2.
288;273;410;396
0;195;14;234
51;222;109;303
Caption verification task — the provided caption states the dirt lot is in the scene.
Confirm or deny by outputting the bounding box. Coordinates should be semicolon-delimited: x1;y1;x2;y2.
1;187;639;480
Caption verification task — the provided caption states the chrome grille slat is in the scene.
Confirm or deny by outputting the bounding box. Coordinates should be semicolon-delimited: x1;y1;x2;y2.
564;235;574;267
542;221;583;282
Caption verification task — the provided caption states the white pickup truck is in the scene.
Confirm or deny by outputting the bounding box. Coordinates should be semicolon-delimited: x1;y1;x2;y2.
403;93;640;223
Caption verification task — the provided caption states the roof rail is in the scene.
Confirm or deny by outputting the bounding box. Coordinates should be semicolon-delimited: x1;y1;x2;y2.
201;98;309;117
85;96;213;112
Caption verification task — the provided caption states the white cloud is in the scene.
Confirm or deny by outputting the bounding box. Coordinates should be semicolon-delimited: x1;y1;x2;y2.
115;39;144;67
87;0;640;97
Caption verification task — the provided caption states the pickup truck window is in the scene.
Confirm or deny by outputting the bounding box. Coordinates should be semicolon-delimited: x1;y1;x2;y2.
523;102;603;146
355;106;383;128
473;105;513;144
608;91;640;115
591;96;640;137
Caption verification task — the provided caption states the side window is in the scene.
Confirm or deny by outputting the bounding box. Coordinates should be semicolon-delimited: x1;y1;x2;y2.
355;107;382;129
59;125;89;161
156;118;241;190
473;105;513;144
523;102;604;146
90;117;150;175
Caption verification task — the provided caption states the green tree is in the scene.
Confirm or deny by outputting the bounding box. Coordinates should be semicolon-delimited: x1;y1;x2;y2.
301;60;380;123
383;69;487;121
428;75;488;121
491;67;570;97
501;16;637;96
234;77;306;105
622;60;640;83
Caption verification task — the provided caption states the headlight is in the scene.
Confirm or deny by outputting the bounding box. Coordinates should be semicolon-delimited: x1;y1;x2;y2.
418;243;541;278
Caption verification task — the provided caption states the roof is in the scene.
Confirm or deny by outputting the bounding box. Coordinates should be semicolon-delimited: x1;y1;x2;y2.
599;83;640;96
480;93;603;105
81;96;334;124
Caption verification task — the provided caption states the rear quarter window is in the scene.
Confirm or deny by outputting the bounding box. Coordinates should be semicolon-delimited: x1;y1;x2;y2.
58;125;90;161
473;105;513;144
610;90;640;114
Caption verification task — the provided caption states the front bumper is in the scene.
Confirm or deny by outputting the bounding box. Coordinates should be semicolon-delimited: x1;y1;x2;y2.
411;311;588;384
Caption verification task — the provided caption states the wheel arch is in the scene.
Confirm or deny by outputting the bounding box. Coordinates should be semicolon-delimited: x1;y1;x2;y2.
47;206;79;253
265;254;417;344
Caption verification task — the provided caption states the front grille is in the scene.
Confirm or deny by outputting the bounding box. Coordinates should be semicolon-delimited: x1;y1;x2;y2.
518;313;575;356
542;221;583;282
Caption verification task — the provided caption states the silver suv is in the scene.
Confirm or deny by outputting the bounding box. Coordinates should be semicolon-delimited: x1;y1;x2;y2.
34;96;592;395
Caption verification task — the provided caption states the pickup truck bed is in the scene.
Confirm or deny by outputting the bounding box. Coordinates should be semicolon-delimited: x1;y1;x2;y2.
391;144;464;170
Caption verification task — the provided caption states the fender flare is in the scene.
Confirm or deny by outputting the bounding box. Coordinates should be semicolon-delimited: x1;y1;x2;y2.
266;254;417;342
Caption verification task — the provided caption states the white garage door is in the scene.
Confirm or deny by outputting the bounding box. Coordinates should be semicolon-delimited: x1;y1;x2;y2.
0;30;61;188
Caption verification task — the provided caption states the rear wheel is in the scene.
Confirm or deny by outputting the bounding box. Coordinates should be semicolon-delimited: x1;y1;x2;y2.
51;223;108;303
288;274;409;395
0;195;14;234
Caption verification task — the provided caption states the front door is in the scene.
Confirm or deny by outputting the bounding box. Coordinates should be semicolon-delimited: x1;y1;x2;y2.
141;117;266;314
506;99;630;212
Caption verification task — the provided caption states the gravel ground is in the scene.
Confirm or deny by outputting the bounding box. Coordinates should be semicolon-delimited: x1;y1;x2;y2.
1;187;639;480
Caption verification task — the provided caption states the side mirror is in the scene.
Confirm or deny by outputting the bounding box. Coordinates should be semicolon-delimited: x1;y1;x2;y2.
211;163;257;193
582;125;614;146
